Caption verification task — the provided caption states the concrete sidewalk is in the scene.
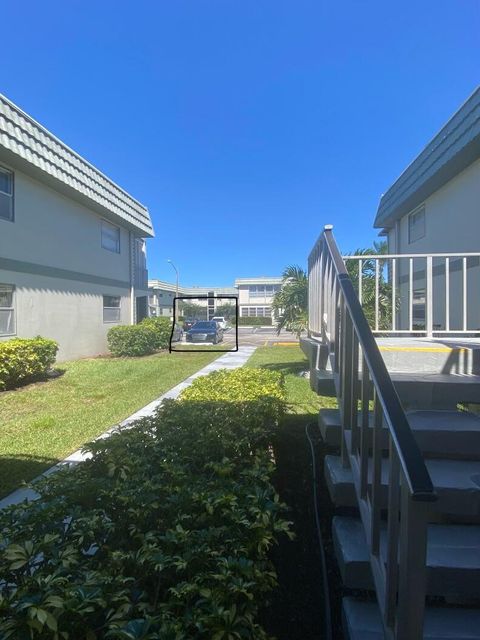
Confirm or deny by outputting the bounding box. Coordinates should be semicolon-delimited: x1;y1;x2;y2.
0;346;257;510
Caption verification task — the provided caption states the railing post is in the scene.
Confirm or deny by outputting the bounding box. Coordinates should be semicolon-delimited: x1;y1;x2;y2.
426;255;433;337
396;480;428;639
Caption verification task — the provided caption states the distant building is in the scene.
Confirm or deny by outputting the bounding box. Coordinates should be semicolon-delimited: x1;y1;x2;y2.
149;276;283;323
148;280;237;319
0;94;154;360
234;277;283;321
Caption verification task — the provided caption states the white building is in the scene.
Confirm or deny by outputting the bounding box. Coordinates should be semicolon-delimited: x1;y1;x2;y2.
234;277;282;321
0;94;154;361
148;280;237;319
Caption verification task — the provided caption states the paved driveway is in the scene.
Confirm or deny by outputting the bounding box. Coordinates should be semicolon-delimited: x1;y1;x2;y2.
223;326;299;347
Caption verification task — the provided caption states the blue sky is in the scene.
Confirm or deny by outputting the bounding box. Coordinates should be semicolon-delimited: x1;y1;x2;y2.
2;1;478;286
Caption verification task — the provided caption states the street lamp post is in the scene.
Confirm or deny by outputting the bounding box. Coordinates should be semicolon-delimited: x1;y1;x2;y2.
167;259;179;324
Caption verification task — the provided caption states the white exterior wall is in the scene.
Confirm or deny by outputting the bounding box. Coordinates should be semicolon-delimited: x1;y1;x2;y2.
0;165;134;360
387;159;480;331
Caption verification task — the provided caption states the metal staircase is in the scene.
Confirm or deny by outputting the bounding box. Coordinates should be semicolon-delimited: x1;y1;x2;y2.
301;226;480;640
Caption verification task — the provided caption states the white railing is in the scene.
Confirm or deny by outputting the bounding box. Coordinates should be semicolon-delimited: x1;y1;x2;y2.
339;251;480;337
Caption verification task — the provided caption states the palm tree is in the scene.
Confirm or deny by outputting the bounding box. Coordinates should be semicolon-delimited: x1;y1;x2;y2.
345;241;395;330
272;265;308;337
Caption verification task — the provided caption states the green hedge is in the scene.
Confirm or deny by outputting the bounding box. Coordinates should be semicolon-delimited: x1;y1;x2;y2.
0;337;58;391
107;323;157;357
0;368;290;639
238;316;272;326
140;316;172;350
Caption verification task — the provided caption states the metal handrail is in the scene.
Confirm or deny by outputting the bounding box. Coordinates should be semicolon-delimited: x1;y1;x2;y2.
322;229;436;500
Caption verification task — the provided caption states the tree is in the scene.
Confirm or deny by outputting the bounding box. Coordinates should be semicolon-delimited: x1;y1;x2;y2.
272;265;308;337
345;241;395;330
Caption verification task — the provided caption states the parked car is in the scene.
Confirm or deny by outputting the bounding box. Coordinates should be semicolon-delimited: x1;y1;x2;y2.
186;321;223;344
211;316;227;330
172;323;183;342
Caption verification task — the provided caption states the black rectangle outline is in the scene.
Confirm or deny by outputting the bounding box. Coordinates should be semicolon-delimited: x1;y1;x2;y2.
169;295;239;353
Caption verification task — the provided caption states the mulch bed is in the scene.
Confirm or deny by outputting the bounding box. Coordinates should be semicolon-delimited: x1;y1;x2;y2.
261;415;345;640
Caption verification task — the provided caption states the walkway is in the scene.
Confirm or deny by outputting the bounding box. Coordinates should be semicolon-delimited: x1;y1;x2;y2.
0;346;257;510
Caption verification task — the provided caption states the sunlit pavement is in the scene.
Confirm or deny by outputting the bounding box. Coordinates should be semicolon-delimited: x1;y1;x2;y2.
173;327;300;350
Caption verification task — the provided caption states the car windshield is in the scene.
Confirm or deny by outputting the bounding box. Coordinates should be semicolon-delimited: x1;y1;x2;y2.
192;322;215;330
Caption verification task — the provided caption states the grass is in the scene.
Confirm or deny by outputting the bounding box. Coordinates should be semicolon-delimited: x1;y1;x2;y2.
247;346;342;640
0;350;220;497
247;344;336;415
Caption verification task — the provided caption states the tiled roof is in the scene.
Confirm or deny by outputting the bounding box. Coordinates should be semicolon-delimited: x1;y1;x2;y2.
0;94;154;236
375;87;480;229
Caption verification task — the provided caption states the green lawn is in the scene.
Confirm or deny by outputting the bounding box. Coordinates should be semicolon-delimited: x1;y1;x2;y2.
0;351;220;497
246;345;336;416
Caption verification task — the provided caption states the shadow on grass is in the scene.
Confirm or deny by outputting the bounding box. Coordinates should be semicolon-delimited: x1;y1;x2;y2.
0;454;60;499
1;368;66;394
262;413;344;640
255;361;309;376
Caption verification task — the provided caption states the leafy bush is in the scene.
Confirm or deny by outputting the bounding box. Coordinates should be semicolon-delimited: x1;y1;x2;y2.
181;367;285;404
141;316;172;350
0;336;58;391
0;369;290;639
238;316;272;326
107;324;157;357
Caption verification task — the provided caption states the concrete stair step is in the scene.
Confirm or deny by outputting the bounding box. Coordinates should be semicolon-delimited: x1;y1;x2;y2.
313;368;480;407
324;454;480;517
333;516;480;598
342;597;480;640
319;408;480;459
377;340;480;376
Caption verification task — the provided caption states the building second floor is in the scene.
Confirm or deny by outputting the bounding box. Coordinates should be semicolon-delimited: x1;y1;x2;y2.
375;86;480;256
234;277;283;305
0;94;154;291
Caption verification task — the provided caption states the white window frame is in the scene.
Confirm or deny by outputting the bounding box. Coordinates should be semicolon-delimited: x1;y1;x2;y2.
408;205;425;244
103;295;121;323
101;219;121;253
0;284;16;336
0;165;14;222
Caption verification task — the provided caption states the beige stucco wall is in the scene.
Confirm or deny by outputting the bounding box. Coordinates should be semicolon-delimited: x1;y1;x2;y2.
0;269;130;361
393;158;480;255
0;166;131;280
0;163;135;360
387;158;480;331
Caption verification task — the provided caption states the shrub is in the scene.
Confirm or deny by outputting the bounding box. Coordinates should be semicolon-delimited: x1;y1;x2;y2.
238;316;272;326
107;323;157;357
141;316;172;350
0;336;58;391
0;369;290;638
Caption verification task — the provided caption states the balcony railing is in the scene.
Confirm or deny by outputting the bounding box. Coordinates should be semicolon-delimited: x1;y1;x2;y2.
308;226;436;639
341;251;480;337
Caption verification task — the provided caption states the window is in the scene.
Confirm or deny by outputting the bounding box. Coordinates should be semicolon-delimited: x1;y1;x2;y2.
242;306;271;317
101;220;120;253
0;284;15;335
103;295;121;323
249;285;265;298
408;206;425;243
0;166;14;222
